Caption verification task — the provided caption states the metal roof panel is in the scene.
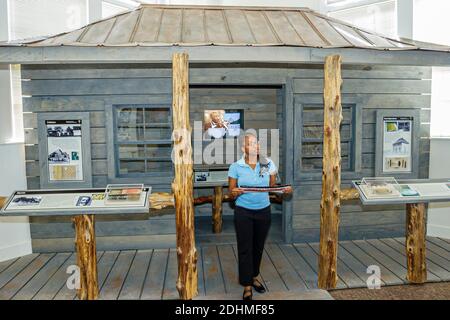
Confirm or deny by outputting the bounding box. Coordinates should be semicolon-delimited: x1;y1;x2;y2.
105;10;140;44
204;9;231;44
224;9;256;44
157;8;182;44
264;10;303;45
4;4;448;53
181;9;207;43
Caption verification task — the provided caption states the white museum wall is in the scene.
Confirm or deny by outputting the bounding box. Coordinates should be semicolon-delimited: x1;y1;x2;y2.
136;0;326;11
0;0;132;262
0;143;32;262
328;0;397;37
427;138;450;239
9;0;87;41
414;1;450;239
0;1;32;262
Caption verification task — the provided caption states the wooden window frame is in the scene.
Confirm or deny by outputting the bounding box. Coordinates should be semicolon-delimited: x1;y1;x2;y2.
293;97;363;183
106;103;174;184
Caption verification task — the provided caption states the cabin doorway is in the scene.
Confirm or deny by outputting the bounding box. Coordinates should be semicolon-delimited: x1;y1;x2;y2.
190;85;285;245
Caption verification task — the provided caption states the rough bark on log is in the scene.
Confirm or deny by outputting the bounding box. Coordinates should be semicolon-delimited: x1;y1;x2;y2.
172;52;198;300
406;203;427;283
212;186;223;233
318;55;343;290
149;192;175;210
0;197;6;209
340;188;360;201
73;214;98;300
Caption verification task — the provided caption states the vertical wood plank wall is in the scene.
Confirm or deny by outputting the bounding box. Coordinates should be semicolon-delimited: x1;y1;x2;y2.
291;66;431;242
20;63;431;251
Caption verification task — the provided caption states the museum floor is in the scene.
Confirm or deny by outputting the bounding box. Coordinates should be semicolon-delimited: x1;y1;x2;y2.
330;282;450;300
0;236;449;300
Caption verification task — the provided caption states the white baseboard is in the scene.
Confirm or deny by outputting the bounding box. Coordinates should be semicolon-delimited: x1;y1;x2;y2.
0;241;32;262
427;224;450;240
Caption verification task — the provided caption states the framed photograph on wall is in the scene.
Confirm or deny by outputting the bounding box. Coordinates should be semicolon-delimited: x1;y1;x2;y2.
375;110;421;179
203;109;243;139
38;112;92;189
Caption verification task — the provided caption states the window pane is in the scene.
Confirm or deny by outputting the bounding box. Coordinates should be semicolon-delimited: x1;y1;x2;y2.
117;127;144;141
302;142;322;157
119;160;145;175
414;0;450;45
114;105;173;177
116;107;145;141
144;108;171;124
302;156;350;171
303;125;323;139
118;144;145;158
146;161;173;172
300;103;355;173
102;2;129;19
414;0;450;137
146;144;172;158
328;1;397;37
144;128;172;140
117;107;144;126
303;124;351;140
9;0;87;40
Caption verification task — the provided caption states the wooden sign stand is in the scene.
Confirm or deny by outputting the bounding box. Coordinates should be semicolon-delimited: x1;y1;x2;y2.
406;203;427;283
73;214;98;300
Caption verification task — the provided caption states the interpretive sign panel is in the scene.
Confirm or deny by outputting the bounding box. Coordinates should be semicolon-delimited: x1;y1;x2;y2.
1;187;151;216
353;178;450;205
38;112;92;189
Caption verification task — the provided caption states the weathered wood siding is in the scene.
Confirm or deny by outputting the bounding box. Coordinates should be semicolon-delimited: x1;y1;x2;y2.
290;65;431;242
22;64;175;252
20;63;431;251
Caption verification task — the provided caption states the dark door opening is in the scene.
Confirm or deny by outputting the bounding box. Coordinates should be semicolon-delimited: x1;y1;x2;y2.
189;85;285;245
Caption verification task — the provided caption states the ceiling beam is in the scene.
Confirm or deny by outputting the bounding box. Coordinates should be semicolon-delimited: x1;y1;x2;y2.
0;45;449;66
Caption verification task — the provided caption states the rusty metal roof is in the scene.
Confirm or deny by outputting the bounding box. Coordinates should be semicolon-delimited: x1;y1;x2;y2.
3;4;450;52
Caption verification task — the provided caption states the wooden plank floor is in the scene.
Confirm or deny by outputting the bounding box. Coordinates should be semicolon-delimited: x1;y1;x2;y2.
0;237;449;300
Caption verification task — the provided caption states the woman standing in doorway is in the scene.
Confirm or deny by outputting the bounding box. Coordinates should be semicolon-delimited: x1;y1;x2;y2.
228;132;292;300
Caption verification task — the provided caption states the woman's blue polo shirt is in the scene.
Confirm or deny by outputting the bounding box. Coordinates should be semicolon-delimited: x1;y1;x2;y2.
228;157;277;210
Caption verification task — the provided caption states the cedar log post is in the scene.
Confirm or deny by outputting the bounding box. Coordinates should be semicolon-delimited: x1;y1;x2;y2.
318;55;343;290
172;52;198;300
73;214;98;300
212;186;223;233
406;203;427;283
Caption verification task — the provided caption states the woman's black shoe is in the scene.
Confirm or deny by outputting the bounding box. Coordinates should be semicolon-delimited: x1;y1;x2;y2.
252;279;266;293
243;288;253;300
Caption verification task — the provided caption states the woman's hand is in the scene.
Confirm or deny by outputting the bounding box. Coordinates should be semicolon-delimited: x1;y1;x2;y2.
231;187;244;198
282;186;293;195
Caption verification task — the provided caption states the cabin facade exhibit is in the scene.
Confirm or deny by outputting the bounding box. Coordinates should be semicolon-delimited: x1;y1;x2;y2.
1;4;449;254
